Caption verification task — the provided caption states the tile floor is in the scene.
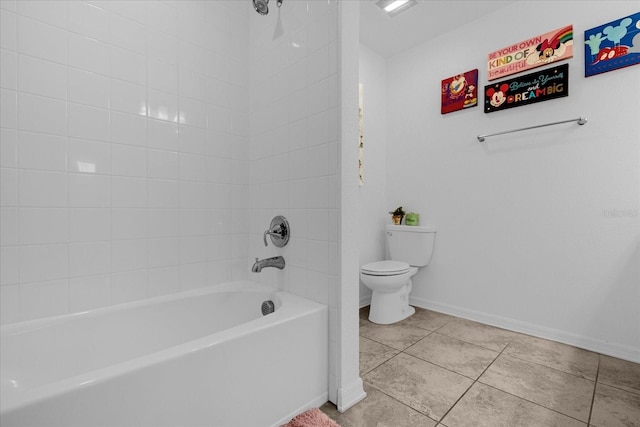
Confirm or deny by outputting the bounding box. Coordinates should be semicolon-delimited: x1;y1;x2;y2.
321;306;640;427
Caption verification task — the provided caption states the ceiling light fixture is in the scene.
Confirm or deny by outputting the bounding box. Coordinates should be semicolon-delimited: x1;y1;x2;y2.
375;0;418;17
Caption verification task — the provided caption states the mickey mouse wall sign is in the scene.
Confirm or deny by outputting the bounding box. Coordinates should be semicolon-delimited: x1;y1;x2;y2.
441;69;478;114
584;12;640;77
484;64;569;113
488;25;573;81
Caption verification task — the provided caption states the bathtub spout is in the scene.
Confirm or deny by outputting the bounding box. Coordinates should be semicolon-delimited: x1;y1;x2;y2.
251;256;285;273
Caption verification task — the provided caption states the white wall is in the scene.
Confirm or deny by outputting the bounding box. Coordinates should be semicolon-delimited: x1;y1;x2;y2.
338;0;367;411
364;1;639;361
357;44;388;306
0;1;251;323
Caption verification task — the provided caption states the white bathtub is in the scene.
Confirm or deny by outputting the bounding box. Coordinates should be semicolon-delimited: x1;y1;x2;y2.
0;281;328;427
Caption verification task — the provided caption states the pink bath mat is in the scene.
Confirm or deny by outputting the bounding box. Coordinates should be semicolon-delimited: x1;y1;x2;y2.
280;408;340;427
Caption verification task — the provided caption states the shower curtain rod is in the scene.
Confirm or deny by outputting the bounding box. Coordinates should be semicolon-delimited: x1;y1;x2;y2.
477;116;587;142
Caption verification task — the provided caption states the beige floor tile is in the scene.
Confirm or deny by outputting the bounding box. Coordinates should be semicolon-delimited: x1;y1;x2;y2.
479;354;595;422
598;355;640;395
590;383;640;427
320;383;437;427
360;336;399;376
435;317;517;352
363;352;473;420
405;332;499;379
502;334;599;380
360;319;432;351
402;307;456;331
441;383;586;427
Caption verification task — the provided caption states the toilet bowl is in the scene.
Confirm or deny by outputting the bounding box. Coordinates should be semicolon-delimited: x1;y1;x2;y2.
360;225;436;325
360;261;418;324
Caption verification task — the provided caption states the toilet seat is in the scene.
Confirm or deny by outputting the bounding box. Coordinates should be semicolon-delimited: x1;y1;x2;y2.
361;260;410;276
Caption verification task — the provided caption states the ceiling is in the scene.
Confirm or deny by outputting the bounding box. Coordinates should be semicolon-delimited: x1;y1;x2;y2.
359;0;515;57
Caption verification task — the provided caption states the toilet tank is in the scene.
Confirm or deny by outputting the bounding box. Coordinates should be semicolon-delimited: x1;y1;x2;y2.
385;224;436;267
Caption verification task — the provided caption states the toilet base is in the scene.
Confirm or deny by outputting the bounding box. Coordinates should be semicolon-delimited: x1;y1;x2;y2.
368;285;415;325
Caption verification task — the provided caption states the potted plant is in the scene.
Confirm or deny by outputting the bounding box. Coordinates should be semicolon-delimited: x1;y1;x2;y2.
405;212;419;226
389;206;405;225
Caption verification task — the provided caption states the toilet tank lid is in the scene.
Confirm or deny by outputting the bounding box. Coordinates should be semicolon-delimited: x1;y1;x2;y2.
385;224;436;233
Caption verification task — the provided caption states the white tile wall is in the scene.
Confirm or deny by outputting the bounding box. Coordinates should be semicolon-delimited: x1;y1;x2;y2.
18;16;66;64
68;139;111;174
18;54;66;100
69;208;110;242
0;0;250;324
68;68;110;109
18;132;67;171
68;33;108;74
19;208;68;245
68;1;109;42
18;93;66;136
69;274;111;312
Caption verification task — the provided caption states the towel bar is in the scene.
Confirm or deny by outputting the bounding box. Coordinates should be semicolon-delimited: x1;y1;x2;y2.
477;117;587;142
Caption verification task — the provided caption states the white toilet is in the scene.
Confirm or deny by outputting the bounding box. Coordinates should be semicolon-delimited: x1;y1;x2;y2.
361;224;436;324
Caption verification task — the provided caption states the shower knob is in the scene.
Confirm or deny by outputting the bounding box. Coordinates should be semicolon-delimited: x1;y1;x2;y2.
263;215;290;247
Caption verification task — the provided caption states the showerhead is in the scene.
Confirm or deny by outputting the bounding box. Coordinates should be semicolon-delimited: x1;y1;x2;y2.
253;0;269;15
253;0;283;16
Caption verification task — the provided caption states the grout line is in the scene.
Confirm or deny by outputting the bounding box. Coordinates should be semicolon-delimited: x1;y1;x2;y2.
359;349;400;377
402;349;486;382
401;329;437;349
477;381;591;425
497;350;598;382
430;325;511;353
436;342;510;424
587;354;601;426
437;337;592;425
592;361;640;396
361;351;403;377
359;332;432;353
362;378;440;425
359;336;447;423
429;322;452;334
595;380;640;396
473;343;594;425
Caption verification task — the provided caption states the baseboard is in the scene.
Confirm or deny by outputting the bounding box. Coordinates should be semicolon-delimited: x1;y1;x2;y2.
271;392;329;427
337;377;367;412
410;295;640;364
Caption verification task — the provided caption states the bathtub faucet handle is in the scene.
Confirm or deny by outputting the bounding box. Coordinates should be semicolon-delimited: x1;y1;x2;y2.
262;216;290;247
263;227;281;246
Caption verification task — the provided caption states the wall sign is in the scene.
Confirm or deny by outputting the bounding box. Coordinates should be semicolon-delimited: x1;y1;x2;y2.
484;64;569;113
487;25;573;81
441;69;478;114
584;12;640;77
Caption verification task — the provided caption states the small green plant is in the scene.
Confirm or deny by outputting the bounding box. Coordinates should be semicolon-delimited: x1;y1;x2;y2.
405;212;419;225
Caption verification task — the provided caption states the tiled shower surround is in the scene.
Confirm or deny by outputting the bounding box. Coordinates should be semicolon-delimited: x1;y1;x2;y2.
1;0;251;321
0;0;340;371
